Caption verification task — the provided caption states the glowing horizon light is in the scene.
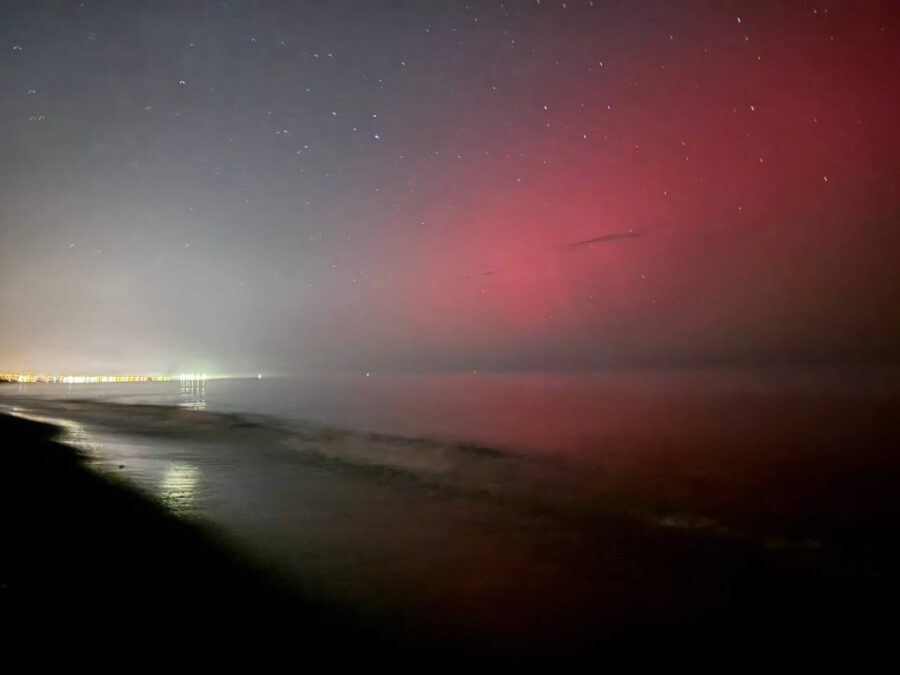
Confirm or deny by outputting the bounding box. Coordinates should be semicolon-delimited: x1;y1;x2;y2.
1;372;173;384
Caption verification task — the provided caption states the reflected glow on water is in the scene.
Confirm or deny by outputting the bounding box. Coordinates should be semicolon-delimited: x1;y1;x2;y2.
160;462;200;513
179;379;207;411
2;370;899;650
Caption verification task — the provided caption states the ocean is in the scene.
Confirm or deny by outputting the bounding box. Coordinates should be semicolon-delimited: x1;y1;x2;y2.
2;368;898;655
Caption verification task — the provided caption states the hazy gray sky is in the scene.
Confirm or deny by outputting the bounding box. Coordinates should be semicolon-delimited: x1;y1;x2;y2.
1;1;898;375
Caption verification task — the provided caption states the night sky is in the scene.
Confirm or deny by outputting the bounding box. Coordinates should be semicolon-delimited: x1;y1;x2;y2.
1;1;898;376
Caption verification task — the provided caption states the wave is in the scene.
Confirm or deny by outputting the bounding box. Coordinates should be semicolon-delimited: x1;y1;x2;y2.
1;397;582;509
0;396;828;554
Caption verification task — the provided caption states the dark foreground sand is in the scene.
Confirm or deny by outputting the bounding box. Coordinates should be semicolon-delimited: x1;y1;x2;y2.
0;412;406;664
1;408;897;668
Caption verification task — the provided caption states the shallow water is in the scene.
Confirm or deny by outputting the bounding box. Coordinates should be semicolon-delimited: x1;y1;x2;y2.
2;368;899;652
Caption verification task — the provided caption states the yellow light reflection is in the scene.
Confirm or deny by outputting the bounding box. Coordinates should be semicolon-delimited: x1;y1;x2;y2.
160;463;199;514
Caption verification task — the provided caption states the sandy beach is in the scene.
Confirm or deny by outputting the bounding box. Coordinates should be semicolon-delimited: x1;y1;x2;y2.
0;410;411;663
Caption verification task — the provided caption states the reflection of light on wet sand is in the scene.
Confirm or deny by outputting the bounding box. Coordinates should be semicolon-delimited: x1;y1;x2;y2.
160;463;200;513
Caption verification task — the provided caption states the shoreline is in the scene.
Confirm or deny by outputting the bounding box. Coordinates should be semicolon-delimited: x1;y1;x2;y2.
2;397;898;666
0;411;420;662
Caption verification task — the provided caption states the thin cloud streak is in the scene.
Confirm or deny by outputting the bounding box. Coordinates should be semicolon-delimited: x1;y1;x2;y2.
557;231;645;251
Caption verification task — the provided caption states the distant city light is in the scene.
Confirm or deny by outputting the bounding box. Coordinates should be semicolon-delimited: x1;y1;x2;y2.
1;373;177;384
0;372;266;384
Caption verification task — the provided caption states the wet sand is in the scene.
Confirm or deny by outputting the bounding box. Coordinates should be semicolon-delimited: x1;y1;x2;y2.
0;412;409;664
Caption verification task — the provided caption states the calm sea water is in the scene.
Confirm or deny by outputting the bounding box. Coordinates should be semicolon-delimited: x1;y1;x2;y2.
2;368;898;653
3;367;894;452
